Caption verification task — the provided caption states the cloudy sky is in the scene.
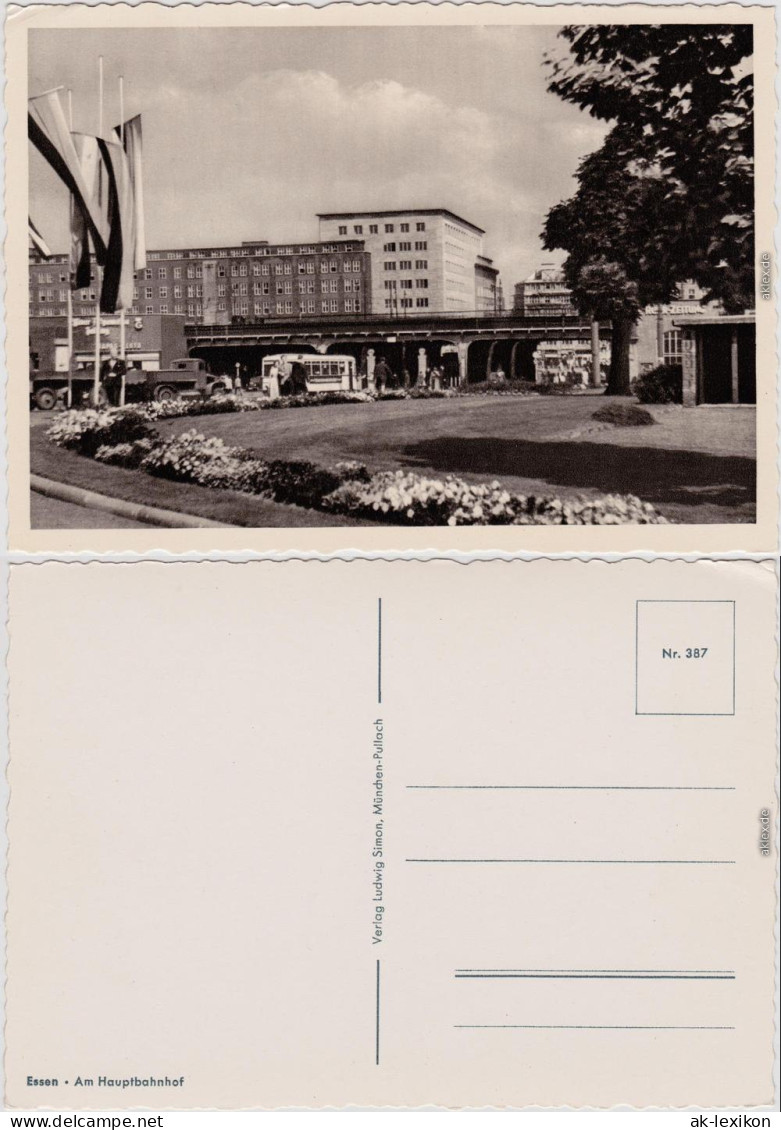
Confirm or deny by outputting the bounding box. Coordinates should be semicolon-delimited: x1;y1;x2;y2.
29;26;608;289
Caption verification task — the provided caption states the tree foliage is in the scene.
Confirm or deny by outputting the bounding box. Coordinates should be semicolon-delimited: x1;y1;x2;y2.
542;24;755;391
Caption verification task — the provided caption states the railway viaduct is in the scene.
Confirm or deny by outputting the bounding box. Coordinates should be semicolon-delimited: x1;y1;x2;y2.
186;311;607;385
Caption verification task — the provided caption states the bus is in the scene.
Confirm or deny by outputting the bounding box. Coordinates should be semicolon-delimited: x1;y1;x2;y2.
261;353;358;395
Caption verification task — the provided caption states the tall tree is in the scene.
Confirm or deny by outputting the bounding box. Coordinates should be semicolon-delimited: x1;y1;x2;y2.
543;24;754;391
544;127;684;393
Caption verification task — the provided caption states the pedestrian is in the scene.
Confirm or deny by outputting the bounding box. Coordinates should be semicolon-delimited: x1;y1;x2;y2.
374;356;392;394
429;365;442;391
291;361;308;395
266;359;281;400
100;345;125;407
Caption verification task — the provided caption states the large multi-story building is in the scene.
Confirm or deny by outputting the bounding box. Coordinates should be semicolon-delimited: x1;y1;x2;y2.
513;263;578;318
316;209;501;314
29;238;372;323
30;207;502;325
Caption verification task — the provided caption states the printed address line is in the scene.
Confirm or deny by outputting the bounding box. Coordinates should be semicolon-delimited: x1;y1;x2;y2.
406;858;735;865
406;785;735;791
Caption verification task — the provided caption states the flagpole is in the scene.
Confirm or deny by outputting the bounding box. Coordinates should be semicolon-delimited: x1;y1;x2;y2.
118;74;126;407
66;88;74;408
30;84;65;100
92;55;104;408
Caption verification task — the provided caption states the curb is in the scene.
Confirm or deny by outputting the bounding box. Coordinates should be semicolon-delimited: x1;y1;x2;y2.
30;474;234;529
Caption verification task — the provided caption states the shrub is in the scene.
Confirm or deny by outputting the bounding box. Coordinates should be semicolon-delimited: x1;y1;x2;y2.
262;460;343;509
47;408;155;457
375;389;410;401
592;403;656;427
94;439;155;469
459;379;535;397
634;364;683;404
139;430;256;489
142;395;264;420
408;387;453;400
333;460;372;483
537;376;587;396
265;390;374;410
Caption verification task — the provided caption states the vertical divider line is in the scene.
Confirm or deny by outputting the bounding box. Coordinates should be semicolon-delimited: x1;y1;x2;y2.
376;959;381;1065
635;600;639;715
378;598;382;705
375;599;382;1064
732;600;736;713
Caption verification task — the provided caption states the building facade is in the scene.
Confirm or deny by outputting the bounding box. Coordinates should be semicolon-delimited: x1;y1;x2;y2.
475;256;504;313
29;313;190;377
513;263;578;318
317;209;501;314
29;239;372;323
514;263;723;377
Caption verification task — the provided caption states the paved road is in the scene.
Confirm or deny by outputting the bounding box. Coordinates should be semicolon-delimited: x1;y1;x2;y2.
31;491;154;529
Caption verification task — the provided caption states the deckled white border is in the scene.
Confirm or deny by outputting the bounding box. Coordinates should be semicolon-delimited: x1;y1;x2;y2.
1;0;779;1117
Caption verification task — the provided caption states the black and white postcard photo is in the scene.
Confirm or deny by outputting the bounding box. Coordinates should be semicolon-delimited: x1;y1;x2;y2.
6;3;777;552
3;3;779;1117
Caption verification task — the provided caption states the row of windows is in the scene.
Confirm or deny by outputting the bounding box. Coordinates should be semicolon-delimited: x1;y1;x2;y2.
226;299;361;316
135;285;203;299
106;274;365;303
35;289;100;303
383;242;427;253
32;259;368;302
384;260;429;272
383;279;429;290
381;260;427;272
383;297;429;309
337;220;427;236
30;299;365;319
34;275;370;311
146;243;358;260
141;266;202;280
32;257;365;288
211;258;363;277
31;303;201;317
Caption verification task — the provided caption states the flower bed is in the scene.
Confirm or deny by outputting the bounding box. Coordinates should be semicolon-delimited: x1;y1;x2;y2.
323;470;663;526
47;402;669;526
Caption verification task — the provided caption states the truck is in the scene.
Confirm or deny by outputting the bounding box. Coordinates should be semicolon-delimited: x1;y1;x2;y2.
30;357;232;410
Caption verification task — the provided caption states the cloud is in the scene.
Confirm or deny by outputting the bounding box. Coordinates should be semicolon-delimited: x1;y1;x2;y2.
30;66;608;290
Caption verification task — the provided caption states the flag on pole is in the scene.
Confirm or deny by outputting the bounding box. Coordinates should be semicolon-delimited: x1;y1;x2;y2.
28;217;51;258
69;133;106;292
28;90;110;259
95;135;136;313
114;115;146;271
69;199;92;292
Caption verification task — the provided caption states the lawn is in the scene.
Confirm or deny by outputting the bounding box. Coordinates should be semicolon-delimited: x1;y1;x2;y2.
153;394;757;524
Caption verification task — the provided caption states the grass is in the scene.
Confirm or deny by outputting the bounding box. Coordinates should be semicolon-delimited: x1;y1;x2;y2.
153;394;757;525
31;394;757;526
